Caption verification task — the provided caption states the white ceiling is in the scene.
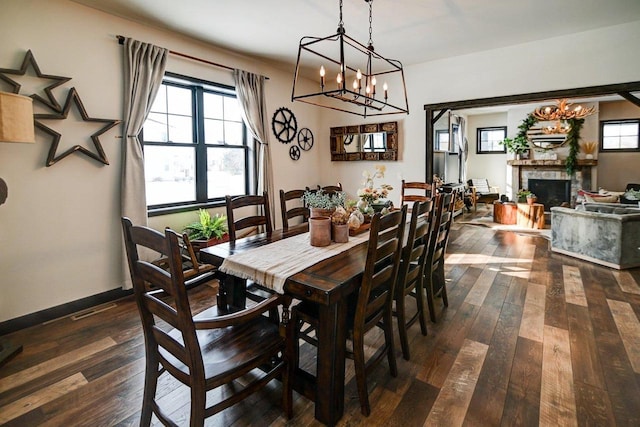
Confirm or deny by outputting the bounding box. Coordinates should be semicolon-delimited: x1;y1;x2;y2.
72;0;640;71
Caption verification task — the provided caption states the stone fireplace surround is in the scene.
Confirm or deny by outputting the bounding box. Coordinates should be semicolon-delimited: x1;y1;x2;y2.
507;159;597;209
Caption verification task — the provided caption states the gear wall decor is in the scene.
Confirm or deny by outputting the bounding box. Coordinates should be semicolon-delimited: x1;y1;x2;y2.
271;107;297;143
297;127;314;151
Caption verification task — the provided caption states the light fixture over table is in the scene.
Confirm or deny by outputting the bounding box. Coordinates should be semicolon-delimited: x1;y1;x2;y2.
291;0;409;117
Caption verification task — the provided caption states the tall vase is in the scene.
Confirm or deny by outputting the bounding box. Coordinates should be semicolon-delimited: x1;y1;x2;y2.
309;217;331;247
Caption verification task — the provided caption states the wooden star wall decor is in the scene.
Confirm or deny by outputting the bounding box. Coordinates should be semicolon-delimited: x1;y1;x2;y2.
1;50;122;167
35;88;121;166
0;50;71;113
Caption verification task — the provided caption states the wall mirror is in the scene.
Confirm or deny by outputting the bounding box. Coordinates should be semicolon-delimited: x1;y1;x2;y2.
330;121;398;161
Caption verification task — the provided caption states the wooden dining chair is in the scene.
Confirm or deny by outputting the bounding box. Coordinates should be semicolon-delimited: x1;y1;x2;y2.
279;189;309;230
225;191;273;243
121;217;292;426
320;182;343;196
394;199;433;360
288;205;407;416
424;191;455;322
400;180;435;207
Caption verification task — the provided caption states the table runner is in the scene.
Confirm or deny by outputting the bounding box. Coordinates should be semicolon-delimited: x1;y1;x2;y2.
219;231;370;294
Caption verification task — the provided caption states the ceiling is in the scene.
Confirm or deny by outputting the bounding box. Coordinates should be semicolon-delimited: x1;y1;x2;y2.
72;0;640;72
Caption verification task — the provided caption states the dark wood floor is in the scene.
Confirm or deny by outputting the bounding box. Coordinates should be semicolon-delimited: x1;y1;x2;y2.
2;210;640;426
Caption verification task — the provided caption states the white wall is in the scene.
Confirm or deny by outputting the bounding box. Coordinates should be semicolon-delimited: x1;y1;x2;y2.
466;112;509;194
0;0;325;322
1;0;639;322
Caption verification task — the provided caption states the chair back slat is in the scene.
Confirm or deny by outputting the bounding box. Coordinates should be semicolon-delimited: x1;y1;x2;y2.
279;189;310;230
401;180;435;206
226;192;273;242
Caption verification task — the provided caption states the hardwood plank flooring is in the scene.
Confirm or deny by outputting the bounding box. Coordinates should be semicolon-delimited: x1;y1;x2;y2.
1;211;640;426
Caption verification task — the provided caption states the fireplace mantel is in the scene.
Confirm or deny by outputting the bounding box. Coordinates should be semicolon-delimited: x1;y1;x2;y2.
507;159;597;167
508;158;598;207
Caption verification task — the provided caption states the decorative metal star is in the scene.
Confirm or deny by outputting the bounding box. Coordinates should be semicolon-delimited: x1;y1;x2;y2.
0;50;71;113
35;88;121;167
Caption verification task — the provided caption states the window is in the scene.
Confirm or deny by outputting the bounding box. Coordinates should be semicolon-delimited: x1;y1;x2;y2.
477;126;507;154
435;129;449;151
142;74;251;211
601;119;640;151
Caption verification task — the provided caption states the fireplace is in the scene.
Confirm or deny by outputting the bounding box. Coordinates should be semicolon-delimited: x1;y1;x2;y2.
528;179;571;211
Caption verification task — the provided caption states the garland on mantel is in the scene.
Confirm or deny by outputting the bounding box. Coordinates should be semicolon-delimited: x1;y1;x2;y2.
516;114;584;176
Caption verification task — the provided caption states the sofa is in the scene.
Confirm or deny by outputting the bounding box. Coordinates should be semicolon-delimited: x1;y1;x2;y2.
551;203;640;269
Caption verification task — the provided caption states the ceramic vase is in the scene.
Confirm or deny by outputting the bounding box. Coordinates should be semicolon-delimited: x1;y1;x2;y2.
332;223;349;243
309;217;331;247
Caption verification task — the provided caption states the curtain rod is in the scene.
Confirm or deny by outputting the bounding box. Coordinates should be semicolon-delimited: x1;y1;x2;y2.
116;35;268;79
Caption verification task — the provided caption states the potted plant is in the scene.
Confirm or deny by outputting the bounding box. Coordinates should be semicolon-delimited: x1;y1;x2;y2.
500;136;530;159
526;193;537;205
183;209;229;251
331;206;350;243
516;189;532;203
302;189;346;218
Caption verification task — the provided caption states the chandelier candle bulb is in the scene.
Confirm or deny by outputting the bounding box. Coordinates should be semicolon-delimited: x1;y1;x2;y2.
383;82;388;100
320;66;325;89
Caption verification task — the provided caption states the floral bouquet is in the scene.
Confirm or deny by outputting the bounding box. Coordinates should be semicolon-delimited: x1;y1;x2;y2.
357;165;393;213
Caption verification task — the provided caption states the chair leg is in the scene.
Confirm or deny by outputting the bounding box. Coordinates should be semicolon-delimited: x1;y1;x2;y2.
352;330;371;416
189;385;206;427
395;292;411;361
437;261;449;307
140;357;159;427
416;282;429;336
284;312;299;420
425;272;437;323
384;308;398;378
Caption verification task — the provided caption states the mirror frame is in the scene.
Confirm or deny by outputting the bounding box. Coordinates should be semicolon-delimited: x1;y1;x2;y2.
424;81;640;181
330;121;398;161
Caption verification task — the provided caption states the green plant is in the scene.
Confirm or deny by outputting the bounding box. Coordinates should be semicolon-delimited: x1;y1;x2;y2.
500;113;538;154
183;209;227;240
302;189;346;209
564;118;584;176
517;189;532;201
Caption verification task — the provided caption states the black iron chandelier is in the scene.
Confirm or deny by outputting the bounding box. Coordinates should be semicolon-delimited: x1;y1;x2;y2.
291;0;409;117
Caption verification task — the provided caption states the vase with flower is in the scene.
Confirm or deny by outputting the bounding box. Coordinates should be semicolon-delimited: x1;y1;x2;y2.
357;165;393;215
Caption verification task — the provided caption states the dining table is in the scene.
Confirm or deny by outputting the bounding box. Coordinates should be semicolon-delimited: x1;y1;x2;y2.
198;223;371;426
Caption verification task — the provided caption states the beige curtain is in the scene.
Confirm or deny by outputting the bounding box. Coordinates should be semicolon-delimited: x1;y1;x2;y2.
232;70;275;221
121;38;168;288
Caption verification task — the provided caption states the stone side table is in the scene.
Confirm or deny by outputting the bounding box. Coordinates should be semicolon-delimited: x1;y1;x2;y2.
517;203;545;229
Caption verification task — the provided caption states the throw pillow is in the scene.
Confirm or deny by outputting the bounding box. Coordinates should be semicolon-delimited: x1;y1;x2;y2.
584;193;619;203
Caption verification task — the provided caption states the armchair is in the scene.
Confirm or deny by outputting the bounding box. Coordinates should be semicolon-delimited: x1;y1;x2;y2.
467;178;500;212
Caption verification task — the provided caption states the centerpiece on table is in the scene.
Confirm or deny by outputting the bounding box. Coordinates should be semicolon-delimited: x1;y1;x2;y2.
302;189;346;218
357;165;393;215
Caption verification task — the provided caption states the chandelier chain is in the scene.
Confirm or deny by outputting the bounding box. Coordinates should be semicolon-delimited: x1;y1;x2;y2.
368;0;373;47
339;0;343;28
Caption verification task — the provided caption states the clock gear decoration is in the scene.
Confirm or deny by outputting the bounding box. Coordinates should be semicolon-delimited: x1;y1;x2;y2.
297;127;314;151
289;145;301;161
271;107;297;143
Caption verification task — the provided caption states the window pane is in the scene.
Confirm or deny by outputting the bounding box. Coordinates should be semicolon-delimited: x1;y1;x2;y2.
207;147;246;198
224;96;242;121
225;121;244;146
603;124;619;137
620;123;637;136
204;93;223;119
620;135;637;149
478;127;506;153
166;85;192;115
144;146;196;205
168;115;193;143
144;112;168;142
603;136;618;149
204;118;224;144
150;85;167;113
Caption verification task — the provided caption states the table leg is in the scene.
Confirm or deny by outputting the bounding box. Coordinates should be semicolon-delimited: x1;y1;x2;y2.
315;299;347;426
218;273;247;310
